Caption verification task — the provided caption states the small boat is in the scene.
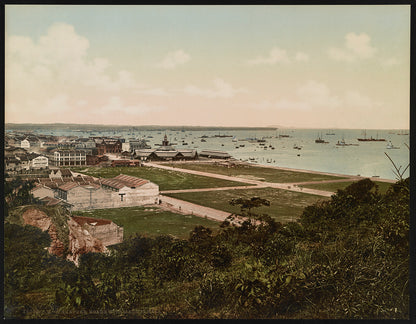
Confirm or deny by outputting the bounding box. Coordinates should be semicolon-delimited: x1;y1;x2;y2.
386;141;400;149
315;133;329;144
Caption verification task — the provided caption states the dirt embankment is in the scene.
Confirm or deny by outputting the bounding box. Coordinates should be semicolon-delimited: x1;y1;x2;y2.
21;207;107;266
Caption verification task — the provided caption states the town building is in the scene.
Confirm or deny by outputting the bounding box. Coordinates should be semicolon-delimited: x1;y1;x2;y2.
49;168;73;179
134;149;198;161
96;139;122;155
49;150;87;166
71;216;123;246
20;139;30;149
53;174;159;211
31;155;49;169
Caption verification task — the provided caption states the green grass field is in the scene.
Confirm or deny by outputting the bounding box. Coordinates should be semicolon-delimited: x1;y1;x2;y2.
164;162;349;183
70;166;249;191
165;187;328;223
300;180;393;194
74;206;220;239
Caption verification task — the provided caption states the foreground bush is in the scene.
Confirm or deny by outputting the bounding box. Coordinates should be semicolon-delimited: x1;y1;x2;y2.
4;178;409;319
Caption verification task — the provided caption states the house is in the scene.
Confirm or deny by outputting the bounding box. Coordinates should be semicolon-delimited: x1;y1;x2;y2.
5;157;21;172
20;139;30;149
71;216;123;246
16;155;31;170
31;155;49;169
4;146;27;157
49;168;73;179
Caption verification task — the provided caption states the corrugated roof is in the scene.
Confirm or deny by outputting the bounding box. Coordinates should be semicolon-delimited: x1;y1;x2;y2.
154;151;181;157
101;174;149;190
58;182;79;191
60;169;73;176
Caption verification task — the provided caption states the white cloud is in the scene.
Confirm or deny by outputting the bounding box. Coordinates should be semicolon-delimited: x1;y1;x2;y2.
328;32;377;62
100;96;164;115
297;80;341;108
295;52;309;62
136;88;170;96
5;22;159;123
380;57;400;67
247;47;290;65
184;78;246;98
344;90;381;109
251;81;378;114
156;49;190;69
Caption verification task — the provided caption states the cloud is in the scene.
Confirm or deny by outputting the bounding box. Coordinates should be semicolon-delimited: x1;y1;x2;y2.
328;32;377;62
295;52;309;62
246;48;310;65
5;22;166;123
247;47;290;65
100;96;165;115
297;80;341;108
184;78;246;98
380;57;400;67
156;49;190;69
251;80;379;113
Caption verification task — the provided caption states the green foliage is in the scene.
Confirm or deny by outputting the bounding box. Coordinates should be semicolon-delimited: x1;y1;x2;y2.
4;178;409;319
4;177;39;217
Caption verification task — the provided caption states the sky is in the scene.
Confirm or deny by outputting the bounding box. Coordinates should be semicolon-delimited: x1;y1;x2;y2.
5;5;411;128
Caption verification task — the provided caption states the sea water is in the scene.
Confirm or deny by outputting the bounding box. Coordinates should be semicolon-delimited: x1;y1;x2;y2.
23;127;409;180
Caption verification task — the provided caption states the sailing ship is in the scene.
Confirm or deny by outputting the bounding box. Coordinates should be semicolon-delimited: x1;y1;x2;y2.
357;130;386;142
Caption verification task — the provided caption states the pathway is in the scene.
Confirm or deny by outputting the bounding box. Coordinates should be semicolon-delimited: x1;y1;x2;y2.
159;195;236;224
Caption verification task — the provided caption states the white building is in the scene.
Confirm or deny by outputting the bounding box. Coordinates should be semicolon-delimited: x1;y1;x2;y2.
122;142;130;152
55;174;159;210
31;155;49;169
50;150;87;166
21;139;30;149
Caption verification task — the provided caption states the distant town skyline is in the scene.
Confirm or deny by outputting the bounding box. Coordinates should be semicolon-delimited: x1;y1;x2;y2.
5;5;410;129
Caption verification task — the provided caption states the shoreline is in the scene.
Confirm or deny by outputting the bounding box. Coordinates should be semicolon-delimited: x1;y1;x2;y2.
157;159;397;183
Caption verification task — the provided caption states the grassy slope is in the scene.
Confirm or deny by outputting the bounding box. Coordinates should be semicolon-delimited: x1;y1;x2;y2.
164;162;348;183
70;166;249;191
165;187;327;223
300;180;393;193
74;206;220;239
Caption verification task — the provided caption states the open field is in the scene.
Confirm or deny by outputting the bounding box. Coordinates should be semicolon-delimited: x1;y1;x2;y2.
70;166;250;190
74;206;220;239
300;180;393;194
164;162;349;183
165;187;328;223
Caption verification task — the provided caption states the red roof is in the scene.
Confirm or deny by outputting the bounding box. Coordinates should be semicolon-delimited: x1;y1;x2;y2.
59;182;79;191
71;215;112;226
101;174;148;190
